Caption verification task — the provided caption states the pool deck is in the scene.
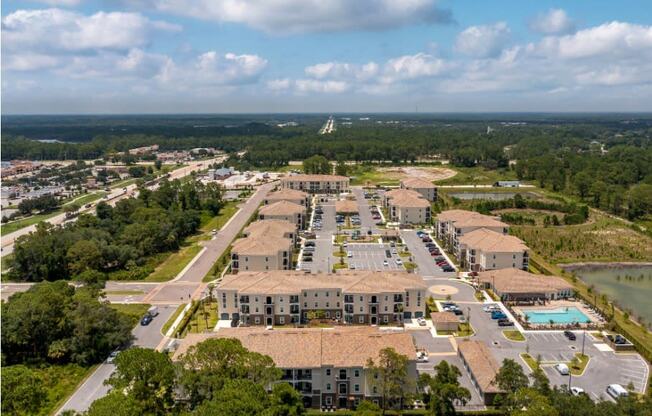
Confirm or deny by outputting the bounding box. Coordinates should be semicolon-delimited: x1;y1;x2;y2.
514;300;606;329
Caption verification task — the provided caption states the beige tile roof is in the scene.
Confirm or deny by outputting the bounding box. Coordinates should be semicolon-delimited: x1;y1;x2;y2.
217;270;427;295
265;189;309;201
437;210;508;229
231;235;292;256
244;220;297;239
457;340;503;394
335;199;359;214
259;200;306;216
385;189;430;208
430;312;460;323
401;177;437;189
459;228;527;252
173;327;416;369
477;268;573;294
282;174;349;182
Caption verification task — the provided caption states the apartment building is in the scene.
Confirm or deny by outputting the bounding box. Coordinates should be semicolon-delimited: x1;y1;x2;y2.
216;270;427;326
458;228;529;271
259;200;307;229
264;188;310;208
244;219;298;245
281;174;349;194
400;177;437;202
457;340;504;405
436;210;509;255
173;327;417;410
230;235;293;273
383;189;431;225
476;268;574;301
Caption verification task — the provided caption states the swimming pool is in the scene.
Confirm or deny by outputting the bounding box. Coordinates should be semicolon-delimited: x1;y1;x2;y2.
524;307;591;324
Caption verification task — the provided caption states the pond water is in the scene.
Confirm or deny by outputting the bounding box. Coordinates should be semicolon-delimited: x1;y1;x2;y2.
448;192;537;201
572;265;652;323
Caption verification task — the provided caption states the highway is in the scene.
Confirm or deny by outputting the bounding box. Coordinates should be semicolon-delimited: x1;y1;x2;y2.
319;116;335;134
1;158;222;257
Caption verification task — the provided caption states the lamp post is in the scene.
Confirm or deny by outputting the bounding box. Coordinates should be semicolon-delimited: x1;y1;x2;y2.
582;330;586;356
568;370;572;391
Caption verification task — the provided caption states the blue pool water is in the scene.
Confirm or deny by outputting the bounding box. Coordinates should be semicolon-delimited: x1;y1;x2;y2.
524;307;591;324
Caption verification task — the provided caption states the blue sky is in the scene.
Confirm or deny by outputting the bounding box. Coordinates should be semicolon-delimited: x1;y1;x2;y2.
2;0;652;113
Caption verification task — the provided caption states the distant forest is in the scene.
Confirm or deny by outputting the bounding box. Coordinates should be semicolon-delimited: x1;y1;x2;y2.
3;114;652;220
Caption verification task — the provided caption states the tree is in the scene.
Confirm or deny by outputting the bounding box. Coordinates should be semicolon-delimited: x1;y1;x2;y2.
529;365;551;396
335;159;348;176
492;359;528;394
302;155;332;175
128;166;146;178
354;400;382;416
508;388;558;416
155;159;163;170
418;361;470;416
1;365;46;415
366;347;413;413
85;391;145;416
107;348;176;414
179;338;281;407
264;382;305;416
193;379;271;416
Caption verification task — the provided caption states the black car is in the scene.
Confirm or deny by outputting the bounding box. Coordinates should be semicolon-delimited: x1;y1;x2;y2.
498;319;514;327
140;314;153;326
453;309;464;316
564;330;576;341
442;266;455;272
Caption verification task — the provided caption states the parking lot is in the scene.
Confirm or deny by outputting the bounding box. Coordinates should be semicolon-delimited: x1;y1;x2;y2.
346;243;405;271
400;229;454;278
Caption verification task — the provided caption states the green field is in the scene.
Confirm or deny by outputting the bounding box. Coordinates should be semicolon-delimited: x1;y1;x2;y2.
183;301;218;335
108;303;151;326
435;166;518;186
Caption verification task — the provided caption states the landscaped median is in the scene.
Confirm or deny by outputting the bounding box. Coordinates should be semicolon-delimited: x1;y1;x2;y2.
503;330;525;342
520;352;590;376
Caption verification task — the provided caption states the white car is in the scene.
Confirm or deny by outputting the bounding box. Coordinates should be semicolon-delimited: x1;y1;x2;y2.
416;317;427;326
395;258;403;266
483;304;500;312
347;251;353;258
416;351;429;362
383;260;389;266
555;363;570;375
106;350;120;364
570;387;585;396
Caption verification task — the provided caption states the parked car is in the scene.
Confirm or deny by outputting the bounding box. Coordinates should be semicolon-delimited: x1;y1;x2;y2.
564;330;577;341
570;387;585;396
491;311;507;320
302;257;313;262
140;314;153;326
442;266;455;272
555;363;570;375
383;260;389;266
607;384;628;399
395;259;403;266
347;251;353;258
498;319;514;327
416;351;429;362
417;317;427;326
483;304;500;312
106;350;120;364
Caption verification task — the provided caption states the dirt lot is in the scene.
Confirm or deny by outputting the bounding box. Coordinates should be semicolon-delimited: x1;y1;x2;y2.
376;166;457;182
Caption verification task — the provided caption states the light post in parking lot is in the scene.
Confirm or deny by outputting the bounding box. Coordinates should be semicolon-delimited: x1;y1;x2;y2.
568;370;573;391
582;330;586;356
467;307;471;328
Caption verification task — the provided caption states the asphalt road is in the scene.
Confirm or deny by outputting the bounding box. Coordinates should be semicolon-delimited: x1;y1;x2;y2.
57;305;177;414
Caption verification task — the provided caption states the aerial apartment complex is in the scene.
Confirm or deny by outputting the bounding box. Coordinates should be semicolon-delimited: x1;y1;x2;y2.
400;177;438;202
436;210;509;257
458;228;529;271
216;270;427;326
476;268;574;301
231;219;298;273
174;327;417;410
281;174;350;194
264;188;310;208
383;189;431;225
258;200;307;229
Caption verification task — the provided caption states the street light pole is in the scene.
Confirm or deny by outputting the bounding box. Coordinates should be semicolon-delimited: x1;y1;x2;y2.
582;330;586;356
568;370;572;391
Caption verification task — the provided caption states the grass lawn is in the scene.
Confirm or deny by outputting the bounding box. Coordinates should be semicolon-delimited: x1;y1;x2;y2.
403;262;417;271
520;353;540;370
64;191;106;207
349;165;400;186
183;301;218;335
110;177;138;189
27;363;96;416
108;303;151;326
333;262;348;271
474;291;485;301
503;330;526;341
399;250;412;258
1;210;62;235
570;353;590;375
146;241;204;282
161;304;188;336
436;166;517;186
456;322;474;337
200;201;239;232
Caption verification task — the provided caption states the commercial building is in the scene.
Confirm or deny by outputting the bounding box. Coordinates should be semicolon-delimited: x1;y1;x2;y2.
231;235;293;273
244;219;298;245
476;268;574;301
458;228;529;272
264;188;310;208
457;340;505;405
400;177;437;202
216;270;427;326
173;327;417;410
281;174;349;194
383;189;431;225
436;210;509;255
259;200;307;229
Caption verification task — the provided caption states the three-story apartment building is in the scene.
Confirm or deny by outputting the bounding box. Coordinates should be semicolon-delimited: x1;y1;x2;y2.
436;210;509;255
230;235;293;273
217;270;427;326
458;228;529;271
173;327;417;410
382;189;431;225
264;188;310;208
400;177;438;202
243;219;298;245
281;174;349;194
258;200;307;229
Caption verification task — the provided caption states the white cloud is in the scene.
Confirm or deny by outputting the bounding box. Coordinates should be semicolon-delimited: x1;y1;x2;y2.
295;79;350;93
304;62;379;81
383;53;447;82
2;53;61;71
529;9;575;35
142;0;452;34
1;8;180;53
266;78;291;91
157;52;268;87
32;0;82;6
455;22;511;58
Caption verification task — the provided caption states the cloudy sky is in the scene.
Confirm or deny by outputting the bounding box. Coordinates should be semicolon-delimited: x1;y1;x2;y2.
2;0;652;114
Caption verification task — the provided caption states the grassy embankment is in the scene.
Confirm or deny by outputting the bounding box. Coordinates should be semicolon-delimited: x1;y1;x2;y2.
144;201;239;282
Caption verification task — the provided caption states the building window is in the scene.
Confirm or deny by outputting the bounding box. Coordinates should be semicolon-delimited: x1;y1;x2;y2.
279;317;285;324
325;396;332;405
326;369;331;376
326;302;330;308
280;307;284;313
383;315;388;323
373;386;377;394
360;307;363;312
326;383;331;391
359;316;364;323
336;311;341;318
254;317;260;324
315;302;318;307
354;369;360;377
359;296;363;301
326;292;329;297
354;384;360;392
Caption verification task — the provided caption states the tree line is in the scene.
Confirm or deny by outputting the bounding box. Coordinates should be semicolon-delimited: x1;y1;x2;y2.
8;179;224;283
